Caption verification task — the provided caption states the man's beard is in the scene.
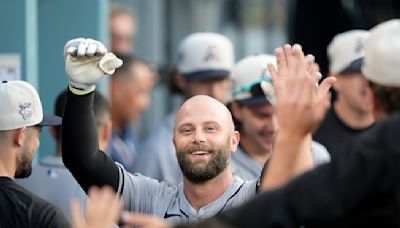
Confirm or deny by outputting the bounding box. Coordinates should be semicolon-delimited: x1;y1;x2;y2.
15;152;32;178
176;139;231;183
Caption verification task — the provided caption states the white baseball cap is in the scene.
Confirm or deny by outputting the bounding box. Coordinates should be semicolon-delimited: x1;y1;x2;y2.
362;19;400;87
327;29;370;75
0;80;61;131
177;32;234;80
230;54;276;106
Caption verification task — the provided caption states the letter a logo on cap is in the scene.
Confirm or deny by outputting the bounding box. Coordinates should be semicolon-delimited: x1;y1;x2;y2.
203;45;220;62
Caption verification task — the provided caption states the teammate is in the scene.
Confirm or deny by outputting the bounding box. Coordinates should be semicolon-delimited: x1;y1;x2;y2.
0;80;69;227
108;55;156;171
229;54;330;180
207;19;400;227
109;2;136;55
61;38;327;225
16;89;111;220
133;32;234;184
313;30;375;158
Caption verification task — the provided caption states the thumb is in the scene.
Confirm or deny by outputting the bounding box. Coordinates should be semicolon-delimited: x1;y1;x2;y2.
99;53;123;75
317;76;336;99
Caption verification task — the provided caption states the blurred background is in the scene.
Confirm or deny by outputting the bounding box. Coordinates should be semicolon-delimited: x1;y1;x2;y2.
0;0;399;159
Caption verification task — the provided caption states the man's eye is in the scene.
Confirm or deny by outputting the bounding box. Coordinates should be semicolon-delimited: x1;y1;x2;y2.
206;127;216;131
181;129;192;134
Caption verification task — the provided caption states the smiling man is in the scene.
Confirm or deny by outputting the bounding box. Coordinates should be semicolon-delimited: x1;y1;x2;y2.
229;54;330;181
61;38;335;226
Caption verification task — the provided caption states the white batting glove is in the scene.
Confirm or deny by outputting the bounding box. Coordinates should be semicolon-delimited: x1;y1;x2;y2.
64;38;123;95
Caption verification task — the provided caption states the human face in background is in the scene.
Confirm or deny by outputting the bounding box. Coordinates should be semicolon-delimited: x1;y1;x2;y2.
233;103;277;154
187;77;231;103
110;13;136;55
335;72;373;115
113;62;155;124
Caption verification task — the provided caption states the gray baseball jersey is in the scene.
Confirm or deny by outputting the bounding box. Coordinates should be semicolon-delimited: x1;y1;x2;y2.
116;163;257;225
232;142;331;181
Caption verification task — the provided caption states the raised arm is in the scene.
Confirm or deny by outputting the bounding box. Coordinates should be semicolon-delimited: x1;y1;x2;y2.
214;115;400;227
62;38;123;193
259;44;335;191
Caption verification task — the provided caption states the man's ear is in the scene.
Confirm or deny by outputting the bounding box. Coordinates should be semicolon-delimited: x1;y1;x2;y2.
331;75;341;92
49;126;57;140
13;127;26;147
230;130;240;155
101;121;112;147
174;74;189;93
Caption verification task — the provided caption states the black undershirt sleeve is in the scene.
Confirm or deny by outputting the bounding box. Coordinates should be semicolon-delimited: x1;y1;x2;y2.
214;114;400;227
62;89;120;193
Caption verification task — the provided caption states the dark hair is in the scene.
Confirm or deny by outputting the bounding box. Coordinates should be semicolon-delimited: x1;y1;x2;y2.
54;89;110;141
112;55;154;81
110;2;135;19
369;81;400;114
226;102;242;132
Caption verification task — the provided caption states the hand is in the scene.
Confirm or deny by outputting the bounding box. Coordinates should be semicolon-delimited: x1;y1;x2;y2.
70;186;122;228
267;44;335;136
121;213;170;228
64;38;123;95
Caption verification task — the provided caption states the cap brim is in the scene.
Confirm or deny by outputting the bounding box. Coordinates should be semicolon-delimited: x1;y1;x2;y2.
237;96;270;106
338;57;363;75
183;70;230;81
38;115;62;126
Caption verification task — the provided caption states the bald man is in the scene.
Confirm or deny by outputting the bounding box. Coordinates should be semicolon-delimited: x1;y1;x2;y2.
63;90;258;225
61;38;293;226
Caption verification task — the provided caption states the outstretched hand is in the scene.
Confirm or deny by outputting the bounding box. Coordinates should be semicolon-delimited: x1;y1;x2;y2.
70;186;122;228
266;44;335;136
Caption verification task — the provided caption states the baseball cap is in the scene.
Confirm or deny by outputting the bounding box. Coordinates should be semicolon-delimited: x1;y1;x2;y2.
0;80;61;131
177;32;234;80
230;54;276;106
362;19;400;87
327;30;370;75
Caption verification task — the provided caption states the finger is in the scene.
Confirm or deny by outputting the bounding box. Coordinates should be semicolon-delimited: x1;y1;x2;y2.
100;187;121;222
97;45;107;55
70;199;85;228
274;47;287;77
67;46;78;56
99;53;123;74
318;76;336;97
77;40;89;56
87;39;107;55
306;54;315;65
292;44;307;79
284;44;294;76
86;43;97;56
267;63;278;82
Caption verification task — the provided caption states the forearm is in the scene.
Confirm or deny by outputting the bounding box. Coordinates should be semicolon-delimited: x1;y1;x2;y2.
62;89;119;192
260;130;311;191
291;133;314;177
